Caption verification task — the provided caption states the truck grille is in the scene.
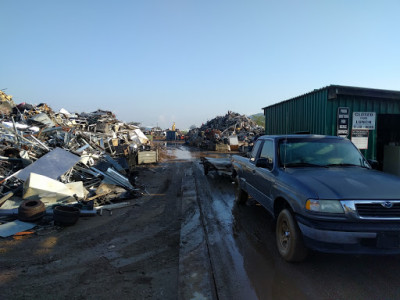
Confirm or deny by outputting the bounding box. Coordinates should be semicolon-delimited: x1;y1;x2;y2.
356;203;400;218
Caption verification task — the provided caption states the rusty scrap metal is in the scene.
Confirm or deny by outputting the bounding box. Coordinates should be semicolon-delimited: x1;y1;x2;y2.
187;111;264;151
0;90;151;226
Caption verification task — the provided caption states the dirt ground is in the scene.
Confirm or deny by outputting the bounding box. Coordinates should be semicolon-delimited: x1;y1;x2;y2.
5;145;400;300
0;159;185;300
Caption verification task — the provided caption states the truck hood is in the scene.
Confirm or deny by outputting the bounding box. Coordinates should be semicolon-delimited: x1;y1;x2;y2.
284;167;400;200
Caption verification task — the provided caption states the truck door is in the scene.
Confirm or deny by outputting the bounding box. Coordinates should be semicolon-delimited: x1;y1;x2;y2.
241;139;262;194
252;139;275;212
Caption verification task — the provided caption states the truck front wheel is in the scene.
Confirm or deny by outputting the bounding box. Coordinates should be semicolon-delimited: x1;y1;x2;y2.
276;209;308;262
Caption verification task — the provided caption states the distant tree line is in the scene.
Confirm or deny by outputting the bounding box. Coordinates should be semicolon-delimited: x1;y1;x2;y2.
250;113;265;127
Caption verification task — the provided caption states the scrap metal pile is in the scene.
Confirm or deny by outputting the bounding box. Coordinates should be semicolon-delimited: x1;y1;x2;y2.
186;111;264;151
0;90;152;235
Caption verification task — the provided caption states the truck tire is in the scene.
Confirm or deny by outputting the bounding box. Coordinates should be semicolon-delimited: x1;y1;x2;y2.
276;209;308;262
18;199;46;222
235;181;248;205
53;206;80;226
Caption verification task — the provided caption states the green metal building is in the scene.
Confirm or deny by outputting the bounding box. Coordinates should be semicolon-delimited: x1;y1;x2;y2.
263;85;400;172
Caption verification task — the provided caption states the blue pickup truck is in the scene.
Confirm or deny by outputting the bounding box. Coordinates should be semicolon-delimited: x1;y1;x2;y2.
231;135;400;262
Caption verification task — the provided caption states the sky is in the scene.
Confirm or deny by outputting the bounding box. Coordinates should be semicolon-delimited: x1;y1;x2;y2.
1;0;400;130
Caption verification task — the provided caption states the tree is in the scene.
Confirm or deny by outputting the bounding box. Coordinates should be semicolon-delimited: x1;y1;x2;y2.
250;114;265;127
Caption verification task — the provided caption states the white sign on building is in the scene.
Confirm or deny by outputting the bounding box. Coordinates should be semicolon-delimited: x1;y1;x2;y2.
352;112;376;130
351;129;369;149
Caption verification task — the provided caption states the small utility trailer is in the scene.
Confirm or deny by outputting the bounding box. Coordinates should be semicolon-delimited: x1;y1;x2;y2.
200;156;233;176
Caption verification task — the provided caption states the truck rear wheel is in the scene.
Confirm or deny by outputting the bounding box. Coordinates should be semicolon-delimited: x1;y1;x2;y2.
276;209;308;262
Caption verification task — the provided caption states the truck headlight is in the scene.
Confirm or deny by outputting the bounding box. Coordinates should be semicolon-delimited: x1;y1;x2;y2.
305;199;344;214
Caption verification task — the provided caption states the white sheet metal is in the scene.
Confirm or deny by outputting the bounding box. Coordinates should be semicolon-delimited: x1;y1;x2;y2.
23;173;77;203
16;148;80;181
0;220;35;238
132;129;149;144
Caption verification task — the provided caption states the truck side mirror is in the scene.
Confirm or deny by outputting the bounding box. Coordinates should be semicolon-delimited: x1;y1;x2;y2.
256;158;272;169
367;159;380;170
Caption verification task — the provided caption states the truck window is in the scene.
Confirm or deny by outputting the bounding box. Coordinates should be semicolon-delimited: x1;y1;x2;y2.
250;140;262;162
259;140;274;170
279;137;367;167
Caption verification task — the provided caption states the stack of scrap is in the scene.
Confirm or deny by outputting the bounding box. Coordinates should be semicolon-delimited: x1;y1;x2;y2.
0;90;15;116
0;90;154;233
186;111;264;151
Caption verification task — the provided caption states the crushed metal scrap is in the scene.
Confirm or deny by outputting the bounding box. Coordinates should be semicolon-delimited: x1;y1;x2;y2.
186;111;264;151
0;90;157;235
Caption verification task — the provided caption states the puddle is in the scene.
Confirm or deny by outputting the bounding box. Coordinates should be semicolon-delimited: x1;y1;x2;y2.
164;143;198;161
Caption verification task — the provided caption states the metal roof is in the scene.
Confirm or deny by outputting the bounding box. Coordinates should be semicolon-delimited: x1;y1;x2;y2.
257;134;343;140
262;85;400;110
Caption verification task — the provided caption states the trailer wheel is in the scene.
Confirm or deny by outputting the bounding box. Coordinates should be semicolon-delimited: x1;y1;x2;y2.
276;209;308;262
234;180;248;205
204;165;209;175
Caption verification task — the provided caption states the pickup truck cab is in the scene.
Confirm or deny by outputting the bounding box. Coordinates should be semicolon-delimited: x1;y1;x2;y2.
231;135;400;262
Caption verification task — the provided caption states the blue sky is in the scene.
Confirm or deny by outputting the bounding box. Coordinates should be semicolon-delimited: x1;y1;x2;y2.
1;0;399;130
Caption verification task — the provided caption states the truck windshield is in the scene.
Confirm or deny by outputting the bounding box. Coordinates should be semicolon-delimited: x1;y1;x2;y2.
278;137;369;168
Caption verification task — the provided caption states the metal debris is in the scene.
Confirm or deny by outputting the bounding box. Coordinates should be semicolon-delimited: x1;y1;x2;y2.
186;111;264;152
0;90;154;231
0;220;36;238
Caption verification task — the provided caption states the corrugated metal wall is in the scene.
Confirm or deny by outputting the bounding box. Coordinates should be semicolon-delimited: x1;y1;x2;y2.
264;88;328;135
264;86;400;160
328;96;400;159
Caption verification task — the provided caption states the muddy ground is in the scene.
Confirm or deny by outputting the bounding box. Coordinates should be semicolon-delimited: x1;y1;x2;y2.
2;144;400;300
0;154;186;299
